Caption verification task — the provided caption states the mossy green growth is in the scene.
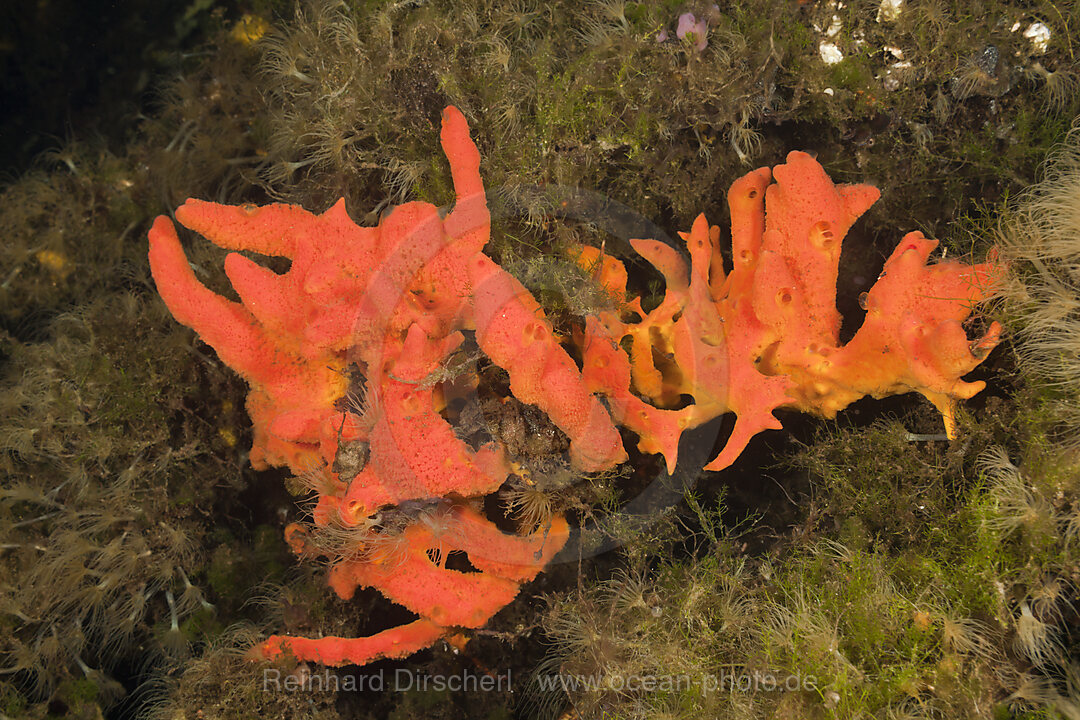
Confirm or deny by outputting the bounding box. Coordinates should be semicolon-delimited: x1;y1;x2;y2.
48;678;100;720
386;688;458;720
207;539;247;601
828;56;875;92
541;394;1080;719
0;684;27;717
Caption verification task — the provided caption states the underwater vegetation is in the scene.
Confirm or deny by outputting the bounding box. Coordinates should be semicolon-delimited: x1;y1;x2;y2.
0;0;1077;718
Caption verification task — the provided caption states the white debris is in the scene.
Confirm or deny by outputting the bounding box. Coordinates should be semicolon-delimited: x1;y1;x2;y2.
884;45;904;60
881;61;913;91
1024;22;1051;53
852;28;867;51
814;15;842;37
823;87;835;96
1011;21;1022;32
877;0;903;22
813;0;843;36
820;41;844;64
813;1;846;65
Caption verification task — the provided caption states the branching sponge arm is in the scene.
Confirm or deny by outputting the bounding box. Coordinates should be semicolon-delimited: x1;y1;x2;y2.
578;151;1001;472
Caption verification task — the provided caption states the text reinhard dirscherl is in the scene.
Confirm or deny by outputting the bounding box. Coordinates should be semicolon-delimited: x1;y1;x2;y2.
262;668;817;695
263;668;512;693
